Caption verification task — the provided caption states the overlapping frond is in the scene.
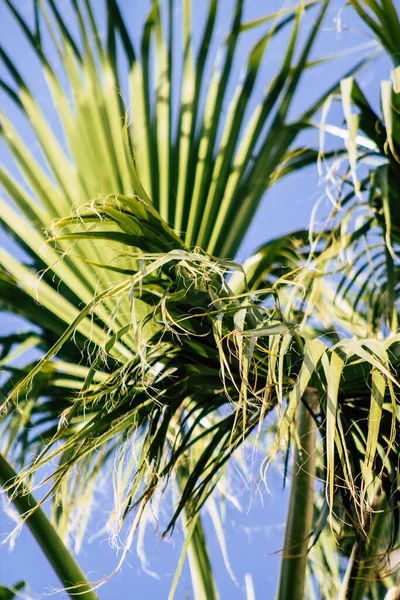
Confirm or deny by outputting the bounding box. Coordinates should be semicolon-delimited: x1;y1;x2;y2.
1;193;304;536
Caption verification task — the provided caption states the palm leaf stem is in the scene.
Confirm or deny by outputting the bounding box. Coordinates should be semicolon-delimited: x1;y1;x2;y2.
277;389;318;600
0;453;97;600
169;464;218;600
345;496;388;600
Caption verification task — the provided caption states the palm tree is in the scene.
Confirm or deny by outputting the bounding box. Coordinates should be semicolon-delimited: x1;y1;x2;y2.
1;0;399;598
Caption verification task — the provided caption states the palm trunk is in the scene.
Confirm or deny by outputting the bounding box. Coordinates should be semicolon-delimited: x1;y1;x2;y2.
0;453;97;599
277;389;318;600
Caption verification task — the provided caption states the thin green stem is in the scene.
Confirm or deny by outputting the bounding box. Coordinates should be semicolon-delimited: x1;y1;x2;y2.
346;496;388;600
277;390;318;600
0;453;98;599
170;464;218;600
186;514;218;600
338;544;357;600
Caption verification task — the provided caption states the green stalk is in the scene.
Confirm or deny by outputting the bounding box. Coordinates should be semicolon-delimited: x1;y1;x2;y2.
185;514;218;600
277;390;318;600
0;453;97;599
338;544;357;600
345;496;387;600
169;464;218;600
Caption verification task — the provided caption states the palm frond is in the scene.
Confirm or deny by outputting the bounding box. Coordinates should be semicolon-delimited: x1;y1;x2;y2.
2;0;399;597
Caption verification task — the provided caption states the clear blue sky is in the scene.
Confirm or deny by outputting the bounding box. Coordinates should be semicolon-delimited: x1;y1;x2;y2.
0;1;389;598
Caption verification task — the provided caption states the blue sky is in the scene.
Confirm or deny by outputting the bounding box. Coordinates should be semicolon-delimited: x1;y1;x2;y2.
0;0;391;598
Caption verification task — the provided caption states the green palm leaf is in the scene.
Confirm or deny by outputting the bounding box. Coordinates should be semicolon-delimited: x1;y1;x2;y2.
1;0;396;598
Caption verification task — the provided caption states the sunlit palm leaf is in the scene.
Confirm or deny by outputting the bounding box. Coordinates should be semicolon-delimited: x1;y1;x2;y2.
1;0;397;597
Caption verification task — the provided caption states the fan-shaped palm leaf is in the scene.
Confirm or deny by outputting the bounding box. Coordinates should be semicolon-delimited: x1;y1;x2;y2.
0;0;394;598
